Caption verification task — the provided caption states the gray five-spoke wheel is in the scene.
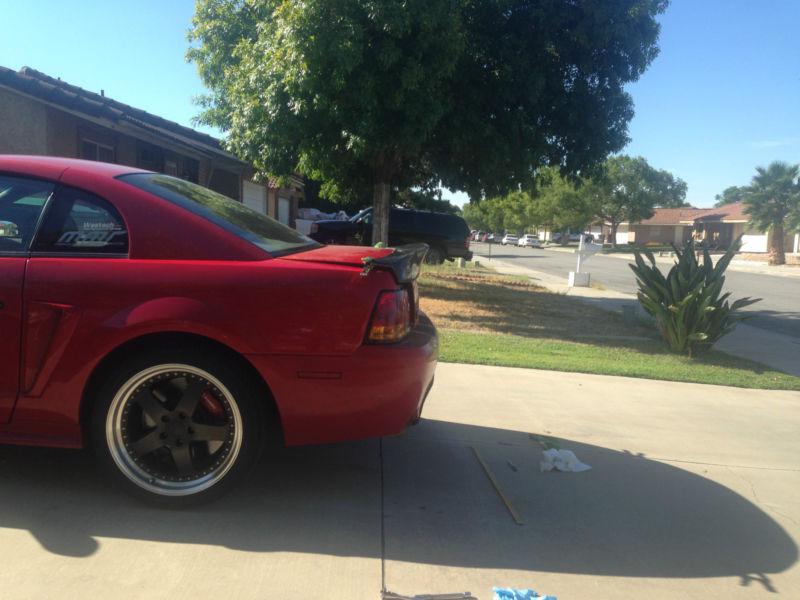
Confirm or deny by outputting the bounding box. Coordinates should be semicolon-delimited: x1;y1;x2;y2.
106;363;243;497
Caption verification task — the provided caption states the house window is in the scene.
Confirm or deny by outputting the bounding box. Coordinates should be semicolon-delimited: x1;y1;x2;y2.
80;138;115;163
137;144;164;171
164;159;178;177
181;158;199;183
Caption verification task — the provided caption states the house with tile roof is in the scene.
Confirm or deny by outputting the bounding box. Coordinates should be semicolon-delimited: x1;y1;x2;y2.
629;202;798;253
0;65;303;226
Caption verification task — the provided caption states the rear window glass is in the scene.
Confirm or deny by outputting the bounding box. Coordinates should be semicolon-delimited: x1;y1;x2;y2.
118;173;318;256
425;213;469;236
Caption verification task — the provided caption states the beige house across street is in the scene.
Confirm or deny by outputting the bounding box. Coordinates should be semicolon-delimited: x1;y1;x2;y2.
545;203;796;253
615;202;799;253
0;65;303;226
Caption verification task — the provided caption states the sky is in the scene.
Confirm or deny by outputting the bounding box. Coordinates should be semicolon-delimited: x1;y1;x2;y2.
1;0;798;208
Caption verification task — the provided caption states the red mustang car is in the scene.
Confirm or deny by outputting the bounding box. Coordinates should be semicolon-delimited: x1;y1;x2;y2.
0;156;437;504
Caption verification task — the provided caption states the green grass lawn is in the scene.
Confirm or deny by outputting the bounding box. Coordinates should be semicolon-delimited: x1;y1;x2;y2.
438;329;800;390
420;262;800;390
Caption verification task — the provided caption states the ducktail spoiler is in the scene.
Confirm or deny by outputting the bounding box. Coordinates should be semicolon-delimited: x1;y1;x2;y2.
371;243;429;283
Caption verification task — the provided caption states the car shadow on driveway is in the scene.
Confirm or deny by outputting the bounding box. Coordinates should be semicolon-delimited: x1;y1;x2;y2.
0;419;795;589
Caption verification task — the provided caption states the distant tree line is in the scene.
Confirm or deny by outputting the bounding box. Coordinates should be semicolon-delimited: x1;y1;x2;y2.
462;155;688;247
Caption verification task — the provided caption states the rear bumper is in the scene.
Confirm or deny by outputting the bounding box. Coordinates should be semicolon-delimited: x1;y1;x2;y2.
246;314;438;446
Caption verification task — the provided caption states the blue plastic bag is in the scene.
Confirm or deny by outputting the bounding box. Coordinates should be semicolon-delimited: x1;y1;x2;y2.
492;588;556;600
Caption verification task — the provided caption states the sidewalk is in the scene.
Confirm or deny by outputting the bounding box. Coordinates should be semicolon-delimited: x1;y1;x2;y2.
474;253;800;377
543;245;800;278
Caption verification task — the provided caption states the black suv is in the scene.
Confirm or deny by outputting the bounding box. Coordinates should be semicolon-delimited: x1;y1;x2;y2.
310;207;472;264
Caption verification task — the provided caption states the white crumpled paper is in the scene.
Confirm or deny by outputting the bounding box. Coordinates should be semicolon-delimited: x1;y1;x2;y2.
539;448;591;473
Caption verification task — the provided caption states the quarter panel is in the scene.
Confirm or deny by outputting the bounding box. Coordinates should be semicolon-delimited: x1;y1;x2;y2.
13;257;395;434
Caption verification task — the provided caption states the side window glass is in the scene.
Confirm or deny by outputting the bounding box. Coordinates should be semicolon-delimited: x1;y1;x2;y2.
390;210;412;230
0;175;54;253
33;187;128;254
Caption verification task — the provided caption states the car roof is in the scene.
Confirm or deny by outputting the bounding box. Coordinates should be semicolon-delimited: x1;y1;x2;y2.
0;155;146;180
0;155;266;261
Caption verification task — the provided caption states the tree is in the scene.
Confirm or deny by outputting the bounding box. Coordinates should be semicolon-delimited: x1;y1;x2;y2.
188;0;666;244
461;200;489;231
715;185;748;207
589;155;686;247
652;169;689;207
528;169;596;241
744;161;800;265
396;188;461;215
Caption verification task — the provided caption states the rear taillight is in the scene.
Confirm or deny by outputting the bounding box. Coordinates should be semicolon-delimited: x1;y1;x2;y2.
465;235;471;249
366;289;411;343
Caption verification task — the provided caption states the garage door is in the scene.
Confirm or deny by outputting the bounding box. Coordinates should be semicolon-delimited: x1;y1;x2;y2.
278;196;291;225
243;180;266;214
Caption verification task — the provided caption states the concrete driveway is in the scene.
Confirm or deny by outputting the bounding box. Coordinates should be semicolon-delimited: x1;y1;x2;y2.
0;363;798;599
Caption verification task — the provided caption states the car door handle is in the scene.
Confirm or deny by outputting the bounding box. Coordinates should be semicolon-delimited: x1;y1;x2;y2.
0;300;4;309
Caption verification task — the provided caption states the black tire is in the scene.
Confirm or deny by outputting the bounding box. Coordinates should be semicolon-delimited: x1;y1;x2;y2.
90;346;265;506
425;247;445;265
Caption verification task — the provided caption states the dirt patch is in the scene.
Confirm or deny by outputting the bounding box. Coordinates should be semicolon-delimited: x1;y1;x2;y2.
419;270;655;342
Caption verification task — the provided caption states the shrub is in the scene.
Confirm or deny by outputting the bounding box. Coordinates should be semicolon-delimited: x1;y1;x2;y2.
629;239;760;357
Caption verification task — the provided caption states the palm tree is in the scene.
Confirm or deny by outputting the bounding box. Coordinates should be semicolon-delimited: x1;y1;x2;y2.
744;161;800;265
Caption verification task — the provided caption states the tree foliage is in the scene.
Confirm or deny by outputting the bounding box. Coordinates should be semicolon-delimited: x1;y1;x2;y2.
590;155;686;246
396;189;461;215
188;0;667;244
651;168;689;207
743;161;800;265
462;157;685;241
714;185;748;207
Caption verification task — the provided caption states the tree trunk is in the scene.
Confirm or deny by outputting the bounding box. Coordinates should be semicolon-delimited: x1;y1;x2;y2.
372;182;391;247
769;224;786;266
610;222;618;248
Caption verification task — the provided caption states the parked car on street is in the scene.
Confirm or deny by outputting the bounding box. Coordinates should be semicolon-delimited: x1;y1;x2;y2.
310;207;471;265
550;232;594;244
517;234;542;248
486;233;502;243
0;156;438;505
501;234;518;245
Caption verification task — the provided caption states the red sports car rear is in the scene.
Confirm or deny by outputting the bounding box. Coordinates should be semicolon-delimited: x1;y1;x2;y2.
0;155;437;504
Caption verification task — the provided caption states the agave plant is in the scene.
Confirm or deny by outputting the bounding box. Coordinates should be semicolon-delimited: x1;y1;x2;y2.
629;238;760;357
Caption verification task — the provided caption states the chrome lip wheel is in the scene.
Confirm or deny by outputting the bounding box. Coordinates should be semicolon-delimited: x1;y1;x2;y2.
106;364;243;497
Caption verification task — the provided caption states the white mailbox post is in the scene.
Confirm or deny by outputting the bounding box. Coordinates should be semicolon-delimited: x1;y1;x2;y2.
569;236;602;287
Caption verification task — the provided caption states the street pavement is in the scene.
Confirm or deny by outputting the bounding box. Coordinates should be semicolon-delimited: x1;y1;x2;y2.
0;363;798;599
475;243;800;339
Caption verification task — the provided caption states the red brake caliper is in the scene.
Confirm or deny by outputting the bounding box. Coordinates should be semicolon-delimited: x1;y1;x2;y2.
200;390;225;419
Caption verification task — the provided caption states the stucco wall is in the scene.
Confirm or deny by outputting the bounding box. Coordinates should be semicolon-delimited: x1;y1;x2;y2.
45;106;78;156
0;87;47;154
